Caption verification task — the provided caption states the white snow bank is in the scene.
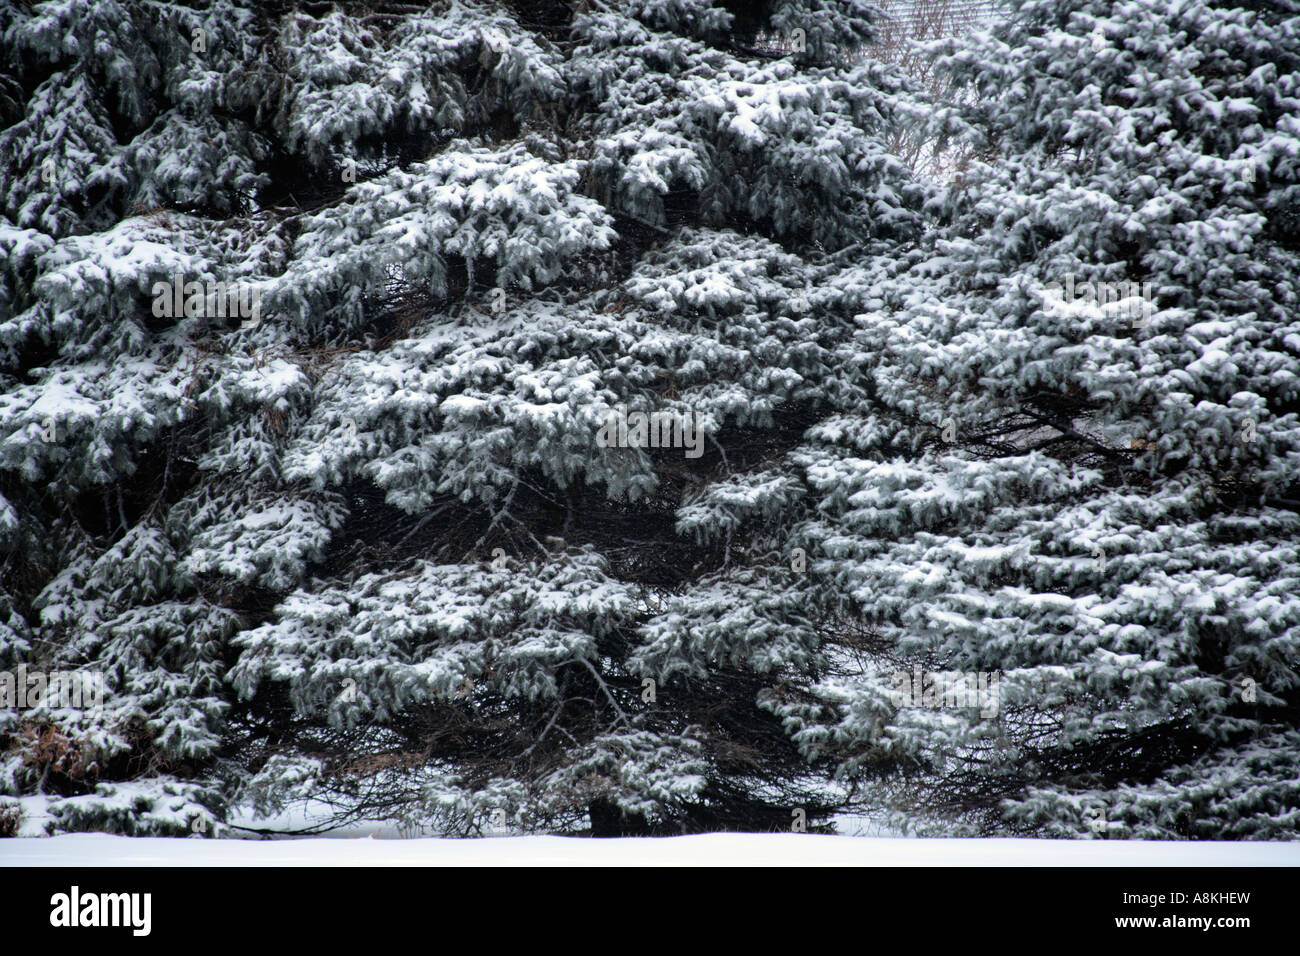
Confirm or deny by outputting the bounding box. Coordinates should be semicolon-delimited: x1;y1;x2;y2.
2;833;1297;867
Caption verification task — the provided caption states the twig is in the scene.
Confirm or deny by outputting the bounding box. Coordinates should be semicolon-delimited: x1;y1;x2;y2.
578;657;630;727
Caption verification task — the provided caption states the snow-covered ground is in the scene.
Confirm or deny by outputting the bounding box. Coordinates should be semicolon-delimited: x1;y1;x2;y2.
3;833;1297;866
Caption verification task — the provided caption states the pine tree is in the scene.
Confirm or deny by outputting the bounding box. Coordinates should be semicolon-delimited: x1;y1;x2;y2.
773;0;1300;838
2;0;1297;844
0;0;927;837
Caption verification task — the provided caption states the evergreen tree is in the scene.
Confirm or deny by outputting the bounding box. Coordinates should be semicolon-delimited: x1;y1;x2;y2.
0;0;926;836
776;0;1300;838
1;0;1297;843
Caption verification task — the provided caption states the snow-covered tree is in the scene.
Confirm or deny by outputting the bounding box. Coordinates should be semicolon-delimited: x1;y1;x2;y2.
0;0;927;836
773;0;1300;838
1;0;1297;843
